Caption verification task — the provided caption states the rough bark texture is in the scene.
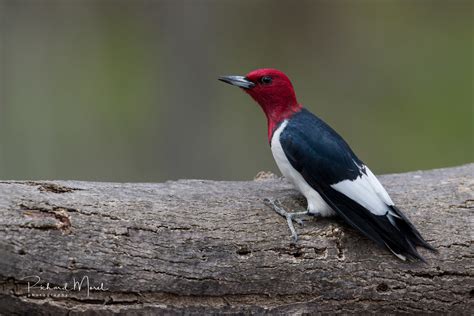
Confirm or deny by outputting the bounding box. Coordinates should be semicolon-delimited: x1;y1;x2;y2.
0;164;472;315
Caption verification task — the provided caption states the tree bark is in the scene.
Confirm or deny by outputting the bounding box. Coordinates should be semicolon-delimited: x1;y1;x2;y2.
0;164;472;315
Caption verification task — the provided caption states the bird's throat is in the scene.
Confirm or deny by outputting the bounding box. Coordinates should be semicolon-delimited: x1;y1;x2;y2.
265;103;302;142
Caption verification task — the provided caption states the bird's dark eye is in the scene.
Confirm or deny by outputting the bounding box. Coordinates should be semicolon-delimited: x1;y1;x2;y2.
260;76;272;84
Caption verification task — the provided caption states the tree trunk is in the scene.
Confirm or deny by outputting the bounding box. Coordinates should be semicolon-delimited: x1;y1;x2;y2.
0;164;472;315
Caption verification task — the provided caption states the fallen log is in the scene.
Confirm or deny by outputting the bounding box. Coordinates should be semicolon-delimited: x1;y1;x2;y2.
0;164;472;314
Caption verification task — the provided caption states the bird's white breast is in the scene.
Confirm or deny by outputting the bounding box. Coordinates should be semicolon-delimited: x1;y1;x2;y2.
270;120;335;216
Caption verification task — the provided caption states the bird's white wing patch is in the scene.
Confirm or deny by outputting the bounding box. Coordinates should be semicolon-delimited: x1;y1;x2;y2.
331;164;393;216
365;167;394;205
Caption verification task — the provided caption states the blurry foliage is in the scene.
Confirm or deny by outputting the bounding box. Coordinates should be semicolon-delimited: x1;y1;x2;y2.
0;0;472;181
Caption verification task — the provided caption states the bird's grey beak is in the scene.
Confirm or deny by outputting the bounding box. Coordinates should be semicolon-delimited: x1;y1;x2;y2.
218;75;255;89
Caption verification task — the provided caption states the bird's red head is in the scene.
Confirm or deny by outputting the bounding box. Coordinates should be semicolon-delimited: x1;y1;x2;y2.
219;68;302;140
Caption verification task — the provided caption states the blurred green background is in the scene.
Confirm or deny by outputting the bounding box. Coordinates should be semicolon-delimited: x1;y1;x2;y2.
0;0;472;182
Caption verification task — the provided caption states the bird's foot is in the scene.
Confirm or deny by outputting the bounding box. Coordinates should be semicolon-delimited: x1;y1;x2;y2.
263;198;311;243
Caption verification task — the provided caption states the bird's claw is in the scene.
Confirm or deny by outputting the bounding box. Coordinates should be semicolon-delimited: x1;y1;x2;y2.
264;198;309;243
293;216;305;226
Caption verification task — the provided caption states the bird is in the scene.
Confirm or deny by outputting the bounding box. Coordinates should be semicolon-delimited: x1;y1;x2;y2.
218;68;436;261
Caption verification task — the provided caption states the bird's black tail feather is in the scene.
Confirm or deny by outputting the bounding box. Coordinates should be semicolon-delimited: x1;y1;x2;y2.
389;205;438;253
316;184;437;261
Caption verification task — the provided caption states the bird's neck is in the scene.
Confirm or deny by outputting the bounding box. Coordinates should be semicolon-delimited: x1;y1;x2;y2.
265;103;302;142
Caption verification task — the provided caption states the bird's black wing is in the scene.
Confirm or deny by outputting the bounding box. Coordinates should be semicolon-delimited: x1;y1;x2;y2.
279;109;435;260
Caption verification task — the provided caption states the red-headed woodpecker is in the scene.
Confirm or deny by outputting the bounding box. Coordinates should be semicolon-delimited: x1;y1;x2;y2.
219;68;436;261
